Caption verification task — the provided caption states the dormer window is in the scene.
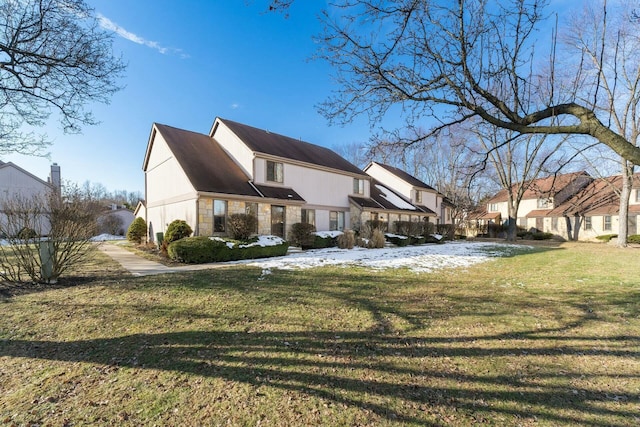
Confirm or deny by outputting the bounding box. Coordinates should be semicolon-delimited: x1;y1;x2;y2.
266;160;283;183
353;178;364;195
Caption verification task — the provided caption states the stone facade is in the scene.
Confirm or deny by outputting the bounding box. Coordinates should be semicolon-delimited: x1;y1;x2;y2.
198;198;213;236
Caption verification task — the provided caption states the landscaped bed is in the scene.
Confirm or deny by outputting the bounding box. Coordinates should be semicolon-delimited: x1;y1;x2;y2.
1;241;638;426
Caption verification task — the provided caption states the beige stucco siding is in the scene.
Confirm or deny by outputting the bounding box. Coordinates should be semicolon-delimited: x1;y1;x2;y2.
211;121;255;178
254;157;360;208
146;199;197;241
0;166;50;203
366;163;413;197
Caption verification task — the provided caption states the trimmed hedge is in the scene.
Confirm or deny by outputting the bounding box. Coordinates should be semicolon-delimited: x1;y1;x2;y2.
627;234;640;244
308;234;337;249
168;236;289;264
385;234;411;247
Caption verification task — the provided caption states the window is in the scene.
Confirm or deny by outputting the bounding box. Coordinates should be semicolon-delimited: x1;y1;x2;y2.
537;198;550;209
489;203;499;212
301;209;316;226
584;216;592;230
604;215;612;231
636;190;640;203
551;217;558;230
245;202;258;233
266;161;283;183
214;200;227;233
518;217;526;227
329;211;345;231
353;178;364;195
415;191;422;203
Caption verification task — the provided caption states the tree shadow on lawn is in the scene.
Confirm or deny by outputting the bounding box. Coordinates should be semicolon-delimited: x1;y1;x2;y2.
2;323;638;426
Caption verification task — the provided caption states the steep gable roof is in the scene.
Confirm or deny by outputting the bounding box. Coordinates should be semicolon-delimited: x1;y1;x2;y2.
148;123;305;202
487;171;592;204
365;162;436;191
151;123;259;197
547;174;640;217
218;118;364;175
0;161;52;189
349;179;436;215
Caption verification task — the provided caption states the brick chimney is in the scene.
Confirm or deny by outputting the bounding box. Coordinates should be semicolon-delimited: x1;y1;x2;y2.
49;163;61;192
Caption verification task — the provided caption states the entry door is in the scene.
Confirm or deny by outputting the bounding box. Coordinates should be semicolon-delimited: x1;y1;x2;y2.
536;217;544;232
271;205;285;238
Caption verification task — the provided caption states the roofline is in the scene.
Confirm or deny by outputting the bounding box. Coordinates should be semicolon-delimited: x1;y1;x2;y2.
0;161;54;189
196;191;306;205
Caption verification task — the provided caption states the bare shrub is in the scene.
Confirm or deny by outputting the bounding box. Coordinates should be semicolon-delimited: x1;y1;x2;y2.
0;185;100;284
227;214;257;240
337;229;355;249
98;213;124;235
368;228;386;249
289;222;316;248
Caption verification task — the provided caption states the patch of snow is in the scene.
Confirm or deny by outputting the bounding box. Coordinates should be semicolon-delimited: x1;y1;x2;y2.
431;234;443;240
239;235;286;248
90;234;126;242
314;230;343;238
245;241;533;274
375;184;416;210
385;233;409;239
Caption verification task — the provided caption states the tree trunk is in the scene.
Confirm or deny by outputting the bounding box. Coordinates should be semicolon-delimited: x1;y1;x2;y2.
616;163;633;248
505;201;518;242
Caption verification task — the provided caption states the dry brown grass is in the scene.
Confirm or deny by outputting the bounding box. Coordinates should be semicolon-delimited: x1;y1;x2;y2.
1;241;638;426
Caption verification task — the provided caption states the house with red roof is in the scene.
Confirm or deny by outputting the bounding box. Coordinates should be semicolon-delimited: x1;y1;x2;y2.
477;171;640;240
142;118;437;241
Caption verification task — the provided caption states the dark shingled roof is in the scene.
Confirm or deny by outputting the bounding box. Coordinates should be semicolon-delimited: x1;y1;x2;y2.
219;119;364;175
153;123;306;203
253;184;305;202
370;162;436;191
154;123;259;197
349;195;385;209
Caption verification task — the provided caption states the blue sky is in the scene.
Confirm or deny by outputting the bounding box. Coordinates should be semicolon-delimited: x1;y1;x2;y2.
4;1;372;194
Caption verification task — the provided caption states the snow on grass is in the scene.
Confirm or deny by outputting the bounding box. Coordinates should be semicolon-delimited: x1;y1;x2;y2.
90;234;126;242
246;241;533;273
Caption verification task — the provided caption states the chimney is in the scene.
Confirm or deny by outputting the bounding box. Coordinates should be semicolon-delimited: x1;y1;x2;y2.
49;163;61;192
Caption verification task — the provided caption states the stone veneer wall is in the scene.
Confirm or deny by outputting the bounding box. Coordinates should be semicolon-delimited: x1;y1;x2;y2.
199;197;302;239
198;198;213;236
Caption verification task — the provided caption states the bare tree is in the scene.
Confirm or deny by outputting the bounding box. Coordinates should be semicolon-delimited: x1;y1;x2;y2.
472;122;574;240
0;0;125;156
0;184;100;284
314;0;640;166
560;0;640;247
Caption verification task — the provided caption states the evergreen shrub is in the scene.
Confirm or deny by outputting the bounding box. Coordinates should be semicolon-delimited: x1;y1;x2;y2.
127;217;147;244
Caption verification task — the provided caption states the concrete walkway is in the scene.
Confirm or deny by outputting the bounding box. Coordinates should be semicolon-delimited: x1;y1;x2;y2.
97;242;220;276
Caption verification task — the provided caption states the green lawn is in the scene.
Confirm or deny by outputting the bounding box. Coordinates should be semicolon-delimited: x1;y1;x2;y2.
1;242;638;426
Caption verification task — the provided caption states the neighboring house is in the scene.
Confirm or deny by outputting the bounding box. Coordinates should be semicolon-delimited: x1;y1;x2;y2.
142;118;438;241
364;161;455;225
0;161;61;235
477;171;640;240
483;171;593;231
540;174;640;240
97;205;135;236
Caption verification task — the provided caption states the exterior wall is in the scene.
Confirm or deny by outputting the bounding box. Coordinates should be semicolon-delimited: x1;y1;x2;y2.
198;197;301;239
0;164;53;236
146;199;197;242
145;131;197;209
0;165;51;203
211;121;256;178
254;157;363;209
488;198;551;225
366;163;413;197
